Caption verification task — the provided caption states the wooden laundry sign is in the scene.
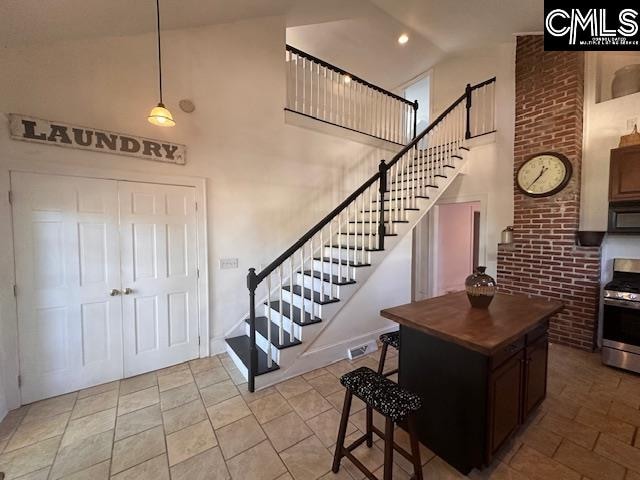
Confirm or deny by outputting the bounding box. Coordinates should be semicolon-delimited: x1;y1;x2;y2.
8;114;186;165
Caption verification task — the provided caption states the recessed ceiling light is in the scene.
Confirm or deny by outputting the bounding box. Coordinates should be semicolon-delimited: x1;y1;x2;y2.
398;33;409;45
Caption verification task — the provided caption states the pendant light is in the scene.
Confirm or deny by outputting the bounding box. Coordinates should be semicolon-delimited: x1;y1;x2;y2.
148;0;175;127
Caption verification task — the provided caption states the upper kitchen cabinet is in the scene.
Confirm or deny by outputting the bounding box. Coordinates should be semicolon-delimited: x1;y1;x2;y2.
610;145;640;202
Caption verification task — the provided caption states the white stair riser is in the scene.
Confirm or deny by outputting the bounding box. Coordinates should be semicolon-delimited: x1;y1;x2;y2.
323;246;370;263
245;322;281;363
352;212;408;223
345;223;380;234
261;305;303;337
311;259;357;278
295;273;343;297
335;235;380;249
283;292;325;317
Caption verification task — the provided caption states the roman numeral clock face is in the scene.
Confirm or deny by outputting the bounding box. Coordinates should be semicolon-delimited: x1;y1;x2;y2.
516;152;573;197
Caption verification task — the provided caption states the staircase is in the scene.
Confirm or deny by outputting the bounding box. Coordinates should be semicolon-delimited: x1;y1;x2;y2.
226;76;497;391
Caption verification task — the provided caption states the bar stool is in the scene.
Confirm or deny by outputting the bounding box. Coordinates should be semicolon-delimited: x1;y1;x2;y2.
377;331;399;377
332;366;423;480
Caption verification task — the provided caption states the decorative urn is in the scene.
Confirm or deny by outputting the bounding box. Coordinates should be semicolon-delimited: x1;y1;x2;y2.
465;266;496;308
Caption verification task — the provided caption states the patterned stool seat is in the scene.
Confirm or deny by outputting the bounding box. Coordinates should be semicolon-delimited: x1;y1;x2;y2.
340;367;422;422
379;331;399;349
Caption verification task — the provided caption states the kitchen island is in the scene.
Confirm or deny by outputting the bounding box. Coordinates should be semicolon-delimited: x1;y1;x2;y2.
380;291;563;474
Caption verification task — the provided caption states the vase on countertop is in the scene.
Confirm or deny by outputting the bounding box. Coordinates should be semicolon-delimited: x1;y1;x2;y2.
465;266;496;308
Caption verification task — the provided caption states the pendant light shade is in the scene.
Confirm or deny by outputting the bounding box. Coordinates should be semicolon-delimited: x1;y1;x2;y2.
148;0;175;127
148;102;175;127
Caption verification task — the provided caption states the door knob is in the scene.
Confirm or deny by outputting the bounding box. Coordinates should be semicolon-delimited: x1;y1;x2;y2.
123;288;134;295
109;289;121;296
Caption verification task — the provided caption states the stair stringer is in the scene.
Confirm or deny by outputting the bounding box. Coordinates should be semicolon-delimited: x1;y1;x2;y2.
248;145;480;389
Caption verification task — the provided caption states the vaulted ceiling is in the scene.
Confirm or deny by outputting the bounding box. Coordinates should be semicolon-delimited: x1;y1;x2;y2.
0;0;542;89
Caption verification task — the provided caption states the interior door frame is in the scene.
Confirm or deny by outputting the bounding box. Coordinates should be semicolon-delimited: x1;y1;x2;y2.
6;164;210;405
412;195;488;300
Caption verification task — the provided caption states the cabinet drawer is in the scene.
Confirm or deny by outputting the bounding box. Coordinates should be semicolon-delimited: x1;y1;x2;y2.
491;338;524;370
526;322;548;345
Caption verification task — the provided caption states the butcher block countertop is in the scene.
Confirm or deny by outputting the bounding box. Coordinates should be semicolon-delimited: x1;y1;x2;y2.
380;291;563;355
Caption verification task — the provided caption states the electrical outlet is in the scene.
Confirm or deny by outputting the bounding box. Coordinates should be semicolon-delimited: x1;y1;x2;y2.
627;118;638;131
219;258;238;270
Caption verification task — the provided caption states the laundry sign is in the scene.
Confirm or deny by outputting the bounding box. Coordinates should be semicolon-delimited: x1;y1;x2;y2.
9;114;186;165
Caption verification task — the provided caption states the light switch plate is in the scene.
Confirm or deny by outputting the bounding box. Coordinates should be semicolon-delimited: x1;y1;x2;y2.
220;258;238;270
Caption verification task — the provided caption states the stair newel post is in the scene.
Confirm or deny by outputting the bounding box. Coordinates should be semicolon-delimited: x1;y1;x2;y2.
412;100;419;140
377;159;388;251
247;268;258;393
465;83;472;139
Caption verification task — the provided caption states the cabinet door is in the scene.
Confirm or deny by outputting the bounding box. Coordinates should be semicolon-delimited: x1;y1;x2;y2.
610;147;640;202
524;335;548;417
488;351;523;456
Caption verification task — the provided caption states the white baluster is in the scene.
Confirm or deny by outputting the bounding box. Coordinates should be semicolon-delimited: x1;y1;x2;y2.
278;264;284;335
337;212;343;281
308;238;314;322
329;221;334;297
360;193;365;265
266;274;272;367
368;184;374;250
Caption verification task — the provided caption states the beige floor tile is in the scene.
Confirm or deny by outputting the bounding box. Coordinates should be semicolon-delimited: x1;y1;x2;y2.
538;412;599;450
77;381;119;400
303;368;330;381
280;435;333;480
71;389;118;420
170;447;230;480
262;411;313;452
157;363;190;377
325;390;365;414
216;414;266;459
23;393;77;424
0;436;60;479
628;470;640;480
575;406;635;444
325;360;354;379
518;423;562;458
166;419;217;466
288;389;333;421
306;409;357;448
162;399;208;434
277;474;295;480
609;401;640;427
248;392;292;424
61;460;110;480
14;467;50;480
207;395;251;429
318;469;354;480
111;425;165;475
239;386;277;403
510;445;581;480
373;461;411;480
225;440;287;480
200;380;240;408
553;439;625;480
157;369;194;393
189;356;223;375
159;382;200;411
5;411;69;452
110;454;169;480
342;431;385;480
220;357;247;386
539;394;580;420
594;433;640;473
275;377;313;399
0;409;27;442
469;461;530;480
307;374;343;398
117;386;159;416
119;373;157;396
194;367;229;389
420;456;466;479
349;408;386;433
114;404;162;440
61;408;115;447
49;430;112;479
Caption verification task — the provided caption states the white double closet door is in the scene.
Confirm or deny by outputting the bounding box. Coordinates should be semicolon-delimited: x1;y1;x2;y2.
12;172;201;404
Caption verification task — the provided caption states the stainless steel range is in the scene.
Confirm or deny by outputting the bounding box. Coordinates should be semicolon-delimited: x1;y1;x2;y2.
602;258;640;373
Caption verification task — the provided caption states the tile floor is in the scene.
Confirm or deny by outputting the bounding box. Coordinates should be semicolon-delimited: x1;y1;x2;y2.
2;343;640;479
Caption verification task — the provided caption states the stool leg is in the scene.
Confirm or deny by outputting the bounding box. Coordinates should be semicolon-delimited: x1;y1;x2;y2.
383;417;394;480
332;389;353;473
408;415;423;480
377;343;389;375
365;405;373;447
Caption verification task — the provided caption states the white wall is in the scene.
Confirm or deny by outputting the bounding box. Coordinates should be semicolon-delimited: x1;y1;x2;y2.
0;16;397;410
420;43;516;280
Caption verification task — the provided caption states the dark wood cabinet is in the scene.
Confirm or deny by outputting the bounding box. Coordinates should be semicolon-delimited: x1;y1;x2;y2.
610;145;640;202
524;334;548;416
488;351;523;455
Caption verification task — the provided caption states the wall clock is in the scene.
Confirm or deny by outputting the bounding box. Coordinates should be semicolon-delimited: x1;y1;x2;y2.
516;152;573;197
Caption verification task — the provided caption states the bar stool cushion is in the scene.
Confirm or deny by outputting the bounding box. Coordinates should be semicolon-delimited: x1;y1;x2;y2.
379;331;399;350
340;367;422;422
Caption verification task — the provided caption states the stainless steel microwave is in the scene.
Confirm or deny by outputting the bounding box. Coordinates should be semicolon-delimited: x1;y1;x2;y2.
609;202;640;234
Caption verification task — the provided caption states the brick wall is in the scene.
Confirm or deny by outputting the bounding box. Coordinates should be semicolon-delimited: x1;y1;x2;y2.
496;36;601;351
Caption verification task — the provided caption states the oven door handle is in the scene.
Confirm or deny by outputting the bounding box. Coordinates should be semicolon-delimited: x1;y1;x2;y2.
604;298;640;310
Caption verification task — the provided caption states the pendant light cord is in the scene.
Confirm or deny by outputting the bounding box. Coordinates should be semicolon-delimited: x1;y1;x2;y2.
156;0;163;104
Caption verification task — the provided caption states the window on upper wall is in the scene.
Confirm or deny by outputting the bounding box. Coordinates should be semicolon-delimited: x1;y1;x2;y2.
596;52;640;103
403;73;431;135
